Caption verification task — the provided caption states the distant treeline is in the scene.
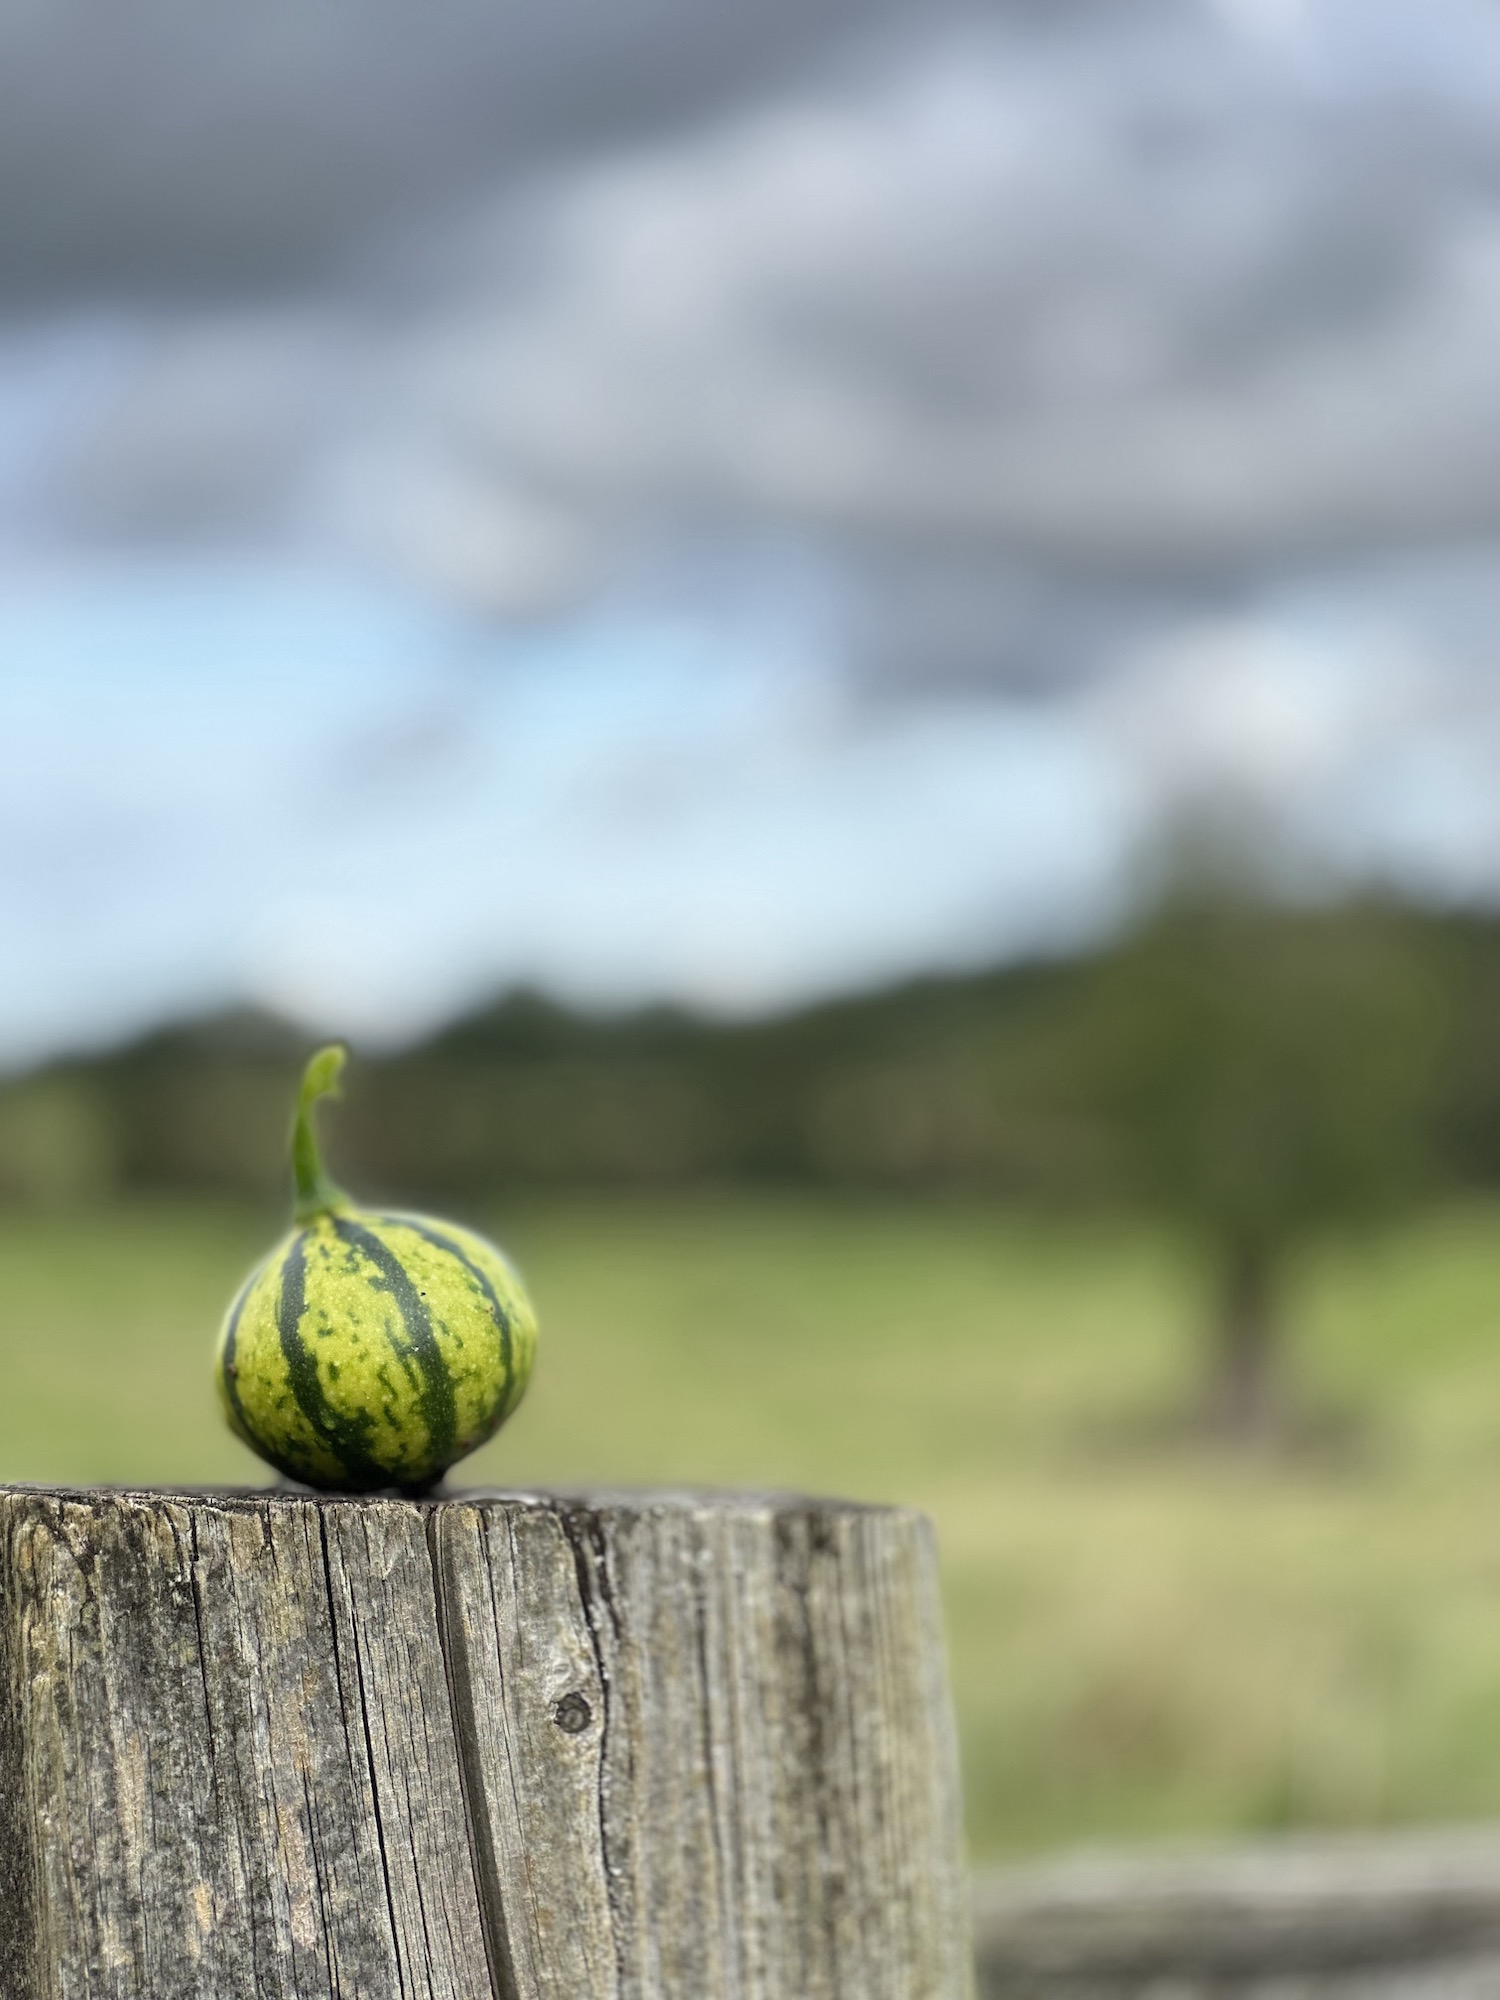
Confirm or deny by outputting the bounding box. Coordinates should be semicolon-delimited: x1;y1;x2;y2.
6;896;1500;1210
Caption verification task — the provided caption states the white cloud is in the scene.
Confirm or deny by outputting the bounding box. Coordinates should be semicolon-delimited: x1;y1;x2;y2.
0;561;1130;1063
1210;0;1315;49
1078;550;1500;900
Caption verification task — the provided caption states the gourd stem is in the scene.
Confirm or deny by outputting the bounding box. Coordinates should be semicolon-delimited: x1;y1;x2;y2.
292;1045;351;1221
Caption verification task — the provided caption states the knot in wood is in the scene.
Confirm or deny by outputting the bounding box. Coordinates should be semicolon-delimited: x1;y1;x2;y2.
552;1690;593;1735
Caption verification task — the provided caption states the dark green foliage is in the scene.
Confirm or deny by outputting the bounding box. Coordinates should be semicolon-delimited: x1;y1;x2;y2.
0;899;1488;1228
1039;898;1466;1433
1063;900;1458;1237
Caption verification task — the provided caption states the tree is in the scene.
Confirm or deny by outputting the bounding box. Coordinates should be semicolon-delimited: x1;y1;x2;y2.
1065;898;1459;1441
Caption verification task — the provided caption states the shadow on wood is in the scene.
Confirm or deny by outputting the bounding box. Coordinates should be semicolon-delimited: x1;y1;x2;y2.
0;1485;972;2000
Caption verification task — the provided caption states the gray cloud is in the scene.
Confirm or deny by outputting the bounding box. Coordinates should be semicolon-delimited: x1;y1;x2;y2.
418;12;1499;578
6;0;1500;687
0;0;934;303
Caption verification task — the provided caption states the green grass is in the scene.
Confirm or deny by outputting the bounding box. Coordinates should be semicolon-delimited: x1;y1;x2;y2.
6;1191;1500;1860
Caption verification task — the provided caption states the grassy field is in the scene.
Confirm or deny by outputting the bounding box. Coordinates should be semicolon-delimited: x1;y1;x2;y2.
7;1192;1500;1860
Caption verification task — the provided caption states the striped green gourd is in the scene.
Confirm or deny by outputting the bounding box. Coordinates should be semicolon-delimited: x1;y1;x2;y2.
214;1045;536;1493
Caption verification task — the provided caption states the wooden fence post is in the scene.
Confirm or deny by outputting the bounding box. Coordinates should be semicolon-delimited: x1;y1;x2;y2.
0;1484;972;2000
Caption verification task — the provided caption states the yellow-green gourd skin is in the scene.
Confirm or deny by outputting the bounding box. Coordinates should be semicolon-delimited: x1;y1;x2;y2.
214;1046;536;1493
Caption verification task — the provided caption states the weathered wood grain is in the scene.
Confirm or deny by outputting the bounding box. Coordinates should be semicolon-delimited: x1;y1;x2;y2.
0;1485;972;2000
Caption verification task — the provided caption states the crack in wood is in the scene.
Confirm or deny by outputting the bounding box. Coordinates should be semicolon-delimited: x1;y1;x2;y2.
426;1507;516;2000
0;1510;41;2000
556;1502;630;1989
182;1511;219;1778
345;1537;412;2000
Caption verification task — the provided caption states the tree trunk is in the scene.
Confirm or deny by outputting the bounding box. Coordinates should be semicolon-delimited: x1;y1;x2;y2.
0;1483;973;2000
1204;1235;1279;1443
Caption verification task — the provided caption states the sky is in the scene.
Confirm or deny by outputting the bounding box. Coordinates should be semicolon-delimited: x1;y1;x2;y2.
3;0;1500;1065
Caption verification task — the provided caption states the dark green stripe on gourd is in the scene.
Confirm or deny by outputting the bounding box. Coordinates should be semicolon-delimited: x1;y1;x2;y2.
215;1045;536;1493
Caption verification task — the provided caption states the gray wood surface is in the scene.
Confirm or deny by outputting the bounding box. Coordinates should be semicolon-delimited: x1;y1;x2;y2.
0;1484;972;2000
972;1827;1500;1999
